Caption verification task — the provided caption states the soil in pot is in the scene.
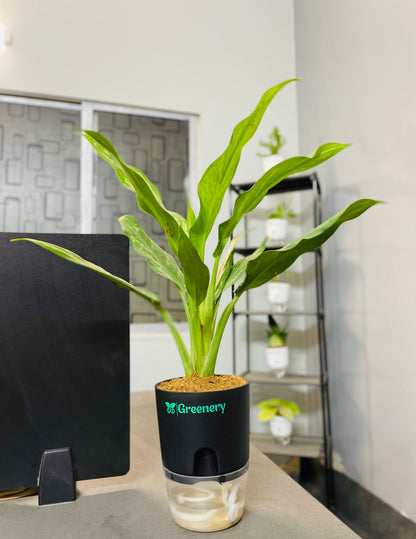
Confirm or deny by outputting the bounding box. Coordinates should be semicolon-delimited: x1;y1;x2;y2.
157;373;247;393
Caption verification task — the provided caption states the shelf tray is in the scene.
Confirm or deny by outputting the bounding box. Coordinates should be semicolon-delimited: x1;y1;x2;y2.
231;174;319;195
234;246;321;257
251;434;323;458
242;371;323;386
234;309;324;317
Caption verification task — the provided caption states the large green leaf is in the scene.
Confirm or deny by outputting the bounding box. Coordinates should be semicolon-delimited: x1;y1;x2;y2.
12;238;160;305
120;213;208;308
119;215;185;293
83;131;135;192
178;228;210;307
83;130;187;257
190;79;297;257
214;234;243;302
186;198;196;232
219;240;267;297
215;142;349;256
236;199;382;294
84;130;210;305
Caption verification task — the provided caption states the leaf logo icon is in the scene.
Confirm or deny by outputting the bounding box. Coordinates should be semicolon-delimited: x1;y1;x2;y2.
165;402;176;414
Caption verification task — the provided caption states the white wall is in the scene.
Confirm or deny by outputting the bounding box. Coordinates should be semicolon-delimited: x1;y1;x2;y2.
295;0;416;522
1;1;298;387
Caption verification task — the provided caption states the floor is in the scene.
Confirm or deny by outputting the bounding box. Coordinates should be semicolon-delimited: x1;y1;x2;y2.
269;456;416;539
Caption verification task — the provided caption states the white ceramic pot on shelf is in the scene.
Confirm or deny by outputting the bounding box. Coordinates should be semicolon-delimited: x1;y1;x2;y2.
266;218;288;245
261;154;284;172
267;281;290;312
265;346;289;378
269;415;293;446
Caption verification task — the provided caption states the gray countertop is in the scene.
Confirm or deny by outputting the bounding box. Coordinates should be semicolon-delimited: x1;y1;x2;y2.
0;391;359;538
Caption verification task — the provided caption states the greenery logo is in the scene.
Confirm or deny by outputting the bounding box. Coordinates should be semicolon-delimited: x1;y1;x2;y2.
165;401;226;416
165;402;176;414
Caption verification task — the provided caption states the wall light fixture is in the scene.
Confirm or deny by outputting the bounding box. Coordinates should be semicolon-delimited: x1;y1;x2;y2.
0;23;12;54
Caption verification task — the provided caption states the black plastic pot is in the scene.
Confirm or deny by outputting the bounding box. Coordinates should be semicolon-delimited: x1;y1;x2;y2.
155;381;249;477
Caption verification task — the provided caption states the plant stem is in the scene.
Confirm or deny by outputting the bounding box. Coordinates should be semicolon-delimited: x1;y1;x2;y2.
201;293;240;376
189;298;204;374
155;303;192;376
179;289;191;323
201;256;220;357
202;256;220;323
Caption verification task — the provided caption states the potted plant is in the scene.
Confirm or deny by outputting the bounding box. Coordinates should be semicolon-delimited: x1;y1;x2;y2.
12;79;380;531
267;272;291;312
266;201;296;245
258;398;300;445
265;315;289;378
257;126;286;171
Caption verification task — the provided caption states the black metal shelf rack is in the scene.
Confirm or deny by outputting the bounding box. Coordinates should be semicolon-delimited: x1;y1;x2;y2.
230;172;334;508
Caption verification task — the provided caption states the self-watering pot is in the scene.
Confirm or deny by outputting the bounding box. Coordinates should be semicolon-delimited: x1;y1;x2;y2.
267;281;291;311
266;217;288;245
261;154;284;172
270;415;293;445
266;346;289;378
155;382;250;531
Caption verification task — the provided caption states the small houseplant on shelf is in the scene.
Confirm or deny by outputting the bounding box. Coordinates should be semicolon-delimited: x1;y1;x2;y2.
12;79;380;532
257;126;286;172
266;315;289;378
258;398;300;446
267;272;291;312
266;201;296;245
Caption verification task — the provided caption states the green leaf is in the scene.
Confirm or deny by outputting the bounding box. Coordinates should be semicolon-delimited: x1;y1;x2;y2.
279;401;300;421
156;304;192;376
214;251;234;304
215;142;349;256
237;199;382;294
269;334;286;347
201;293;239;376
279;408;294;421
258;408;277;422
84;130;209;305
259;398;282;409
223;239;267;293
286;401;300;415
119;215;185;293
178;228;210;307
214;233;243;301
83;130;188;257
83;131;135;192
190;79;297;257
257;398;299;422
186;198;196;232
12;238;160;305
